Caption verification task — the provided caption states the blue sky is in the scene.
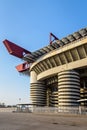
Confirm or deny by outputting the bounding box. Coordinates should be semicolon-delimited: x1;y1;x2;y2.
0;0;87;105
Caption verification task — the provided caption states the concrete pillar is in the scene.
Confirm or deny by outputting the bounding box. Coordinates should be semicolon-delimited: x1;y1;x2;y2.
30;71;46;106
46;76;58;107
46;88;50;107
58;70;80;110
30;71;37;83
50;91;58;107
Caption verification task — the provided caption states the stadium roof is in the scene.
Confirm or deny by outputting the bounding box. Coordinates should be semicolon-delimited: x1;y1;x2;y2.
23;27;87;62
3;27;87;73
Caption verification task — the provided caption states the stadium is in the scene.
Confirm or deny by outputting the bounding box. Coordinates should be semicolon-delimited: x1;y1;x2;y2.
3;27;87;111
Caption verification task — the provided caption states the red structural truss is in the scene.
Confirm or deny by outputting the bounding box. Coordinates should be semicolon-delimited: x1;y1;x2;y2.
16;62;30;72
50;33;59;44
3;33;59;73
3;39;31;58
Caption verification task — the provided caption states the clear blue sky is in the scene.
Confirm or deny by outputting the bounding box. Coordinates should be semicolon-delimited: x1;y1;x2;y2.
0;0;87;105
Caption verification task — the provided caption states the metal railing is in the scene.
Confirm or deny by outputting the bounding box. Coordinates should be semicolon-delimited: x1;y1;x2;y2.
0;107;16;112
16;106;87;115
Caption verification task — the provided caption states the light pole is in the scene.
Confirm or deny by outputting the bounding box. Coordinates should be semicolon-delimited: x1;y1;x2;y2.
19;98;21;104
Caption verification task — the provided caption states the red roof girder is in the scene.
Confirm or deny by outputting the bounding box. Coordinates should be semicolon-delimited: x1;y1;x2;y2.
3;39;31;58
16;62;30;72
50;33;59;44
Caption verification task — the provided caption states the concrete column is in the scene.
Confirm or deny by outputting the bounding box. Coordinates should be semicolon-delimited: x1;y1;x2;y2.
30;71;37;83
46;76;58;107
30;71;46;106
46;88;50;107
58;70;80;110
50;90;58;107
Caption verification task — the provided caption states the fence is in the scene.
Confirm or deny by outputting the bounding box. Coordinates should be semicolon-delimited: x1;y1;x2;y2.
0;107;16;112
16;105;87;115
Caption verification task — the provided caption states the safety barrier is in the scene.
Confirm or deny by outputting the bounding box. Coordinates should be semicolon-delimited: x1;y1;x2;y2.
16;105;87;115
0;107;16;112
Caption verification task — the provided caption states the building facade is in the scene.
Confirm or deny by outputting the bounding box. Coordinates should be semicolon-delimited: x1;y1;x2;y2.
3;27;87;110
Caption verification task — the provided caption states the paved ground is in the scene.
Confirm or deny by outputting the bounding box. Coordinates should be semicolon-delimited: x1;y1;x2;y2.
0;112;87;130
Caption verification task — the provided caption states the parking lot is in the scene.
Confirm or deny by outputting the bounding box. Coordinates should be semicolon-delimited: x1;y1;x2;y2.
0;112;87;130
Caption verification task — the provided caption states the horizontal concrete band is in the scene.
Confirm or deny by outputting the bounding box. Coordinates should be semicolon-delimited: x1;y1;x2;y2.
30;94;46;97
50;99;58;101
30;84;46;86
58;88;80;92
30;98;46;101
58;91;80;95
50;101;58;103
58;70;79;75
58;98;80;102
58;76;80;80
30;100;46;103
58;95;80;98
58;78;80;82
51;94;58;97
59;103;79;106
58;85;80;89
30;91;46;95
30;100;46;102
58;82;80;86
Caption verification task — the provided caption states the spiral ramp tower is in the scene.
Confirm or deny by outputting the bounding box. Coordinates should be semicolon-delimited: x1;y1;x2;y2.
30;82;46;106
46;76;58;107
80;88;87;106
50;91;58;107
30;71;46;106
58;70;80;109
46;88;51;107
80;76;87;106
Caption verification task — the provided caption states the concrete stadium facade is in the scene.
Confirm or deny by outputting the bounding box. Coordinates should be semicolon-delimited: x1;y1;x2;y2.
3;27;87;110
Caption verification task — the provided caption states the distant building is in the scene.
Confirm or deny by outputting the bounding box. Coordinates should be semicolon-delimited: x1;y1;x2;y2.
3;27;87;110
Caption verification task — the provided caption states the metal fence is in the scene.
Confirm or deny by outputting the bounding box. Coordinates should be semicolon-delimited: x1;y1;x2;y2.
16;105;87;115
0;107;16;112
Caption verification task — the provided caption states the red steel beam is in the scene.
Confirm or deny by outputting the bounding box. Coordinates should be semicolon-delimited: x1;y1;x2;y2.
16;62;30;72
50;33;59;44
3;39;31;58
